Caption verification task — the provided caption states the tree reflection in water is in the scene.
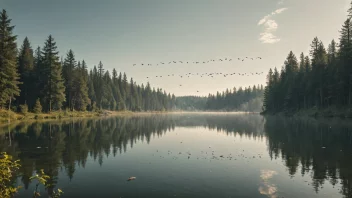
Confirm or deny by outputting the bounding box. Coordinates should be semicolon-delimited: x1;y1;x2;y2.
0;114;351;197
265;116;352;198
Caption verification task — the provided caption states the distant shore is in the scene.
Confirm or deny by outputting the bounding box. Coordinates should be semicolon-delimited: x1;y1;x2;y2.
261;107;352;119
0;110;261;124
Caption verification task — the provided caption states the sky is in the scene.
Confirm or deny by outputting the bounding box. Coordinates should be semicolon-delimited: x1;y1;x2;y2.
1;0;351;96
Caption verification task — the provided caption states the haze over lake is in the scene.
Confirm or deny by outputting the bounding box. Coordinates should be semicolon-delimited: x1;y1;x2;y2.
1;113;351;197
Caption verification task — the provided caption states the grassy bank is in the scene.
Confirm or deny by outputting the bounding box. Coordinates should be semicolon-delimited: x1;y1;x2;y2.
261;106;352;119
0;109;135;124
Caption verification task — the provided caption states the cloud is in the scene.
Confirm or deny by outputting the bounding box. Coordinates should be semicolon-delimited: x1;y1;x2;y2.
258;15;270;25
277;0;284;5
258;170;279;198
265;20;278;31
259;33;280;44
257;8;287;25
257;8;287;44
273;8;287;14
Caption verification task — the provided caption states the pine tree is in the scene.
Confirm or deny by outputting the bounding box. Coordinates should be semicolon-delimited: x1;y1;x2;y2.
130;78;136;110
41;35;66;111
0;9;20;110
63;49;76;110
112;68;123;110
72;60;90;111
339;19;352;105
122;73;129;109
88;70;96;110
33;98;42;113
348;1;352;19
95;61;105;108
18;37;35;107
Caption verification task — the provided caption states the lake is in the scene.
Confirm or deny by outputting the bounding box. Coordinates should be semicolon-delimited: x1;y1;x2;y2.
1;113;352;198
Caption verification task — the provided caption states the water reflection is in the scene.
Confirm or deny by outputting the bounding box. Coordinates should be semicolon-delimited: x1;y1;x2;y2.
259;170;278;198
265;116;352;198
0;114;351;197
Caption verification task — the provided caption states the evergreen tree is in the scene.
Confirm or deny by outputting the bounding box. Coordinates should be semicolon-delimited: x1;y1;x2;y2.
88;70;96;110
72;60;90;111
63;49;76;110
33;98;42;113
41;35;66;111
95;61;105;108
112;69;123;110
0;9;20;110
263;4;352;114
122;73;128;108
17;37;35;107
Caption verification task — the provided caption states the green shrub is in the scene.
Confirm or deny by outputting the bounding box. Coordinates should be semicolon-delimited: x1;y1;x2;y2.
33;99;42;114
31;169;63;198
19;104;28;115
0;152;21;198
91;102;97;112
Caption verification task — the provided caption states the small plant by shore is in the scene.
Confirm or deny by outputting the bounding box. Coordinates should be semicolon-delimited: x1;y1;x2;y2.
0;152;63;198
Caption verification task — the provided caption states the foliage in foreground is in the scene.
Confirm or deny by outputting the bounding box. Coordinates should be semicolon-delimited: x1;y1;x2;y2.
30;170;63;198
0;152;63;198
0;152;21;198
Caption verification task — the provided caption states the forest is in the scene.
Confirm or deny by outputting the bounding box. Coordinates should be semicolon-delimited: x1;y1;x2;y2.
0;9;176;113
262;5;352;115
0;9;264;114
175;85;264;112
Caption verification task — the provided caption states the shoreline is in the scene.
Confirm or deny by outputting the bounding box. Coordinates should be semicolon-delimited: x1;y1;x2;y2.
261;107;352;119
0;110;260;125
0;110;135;124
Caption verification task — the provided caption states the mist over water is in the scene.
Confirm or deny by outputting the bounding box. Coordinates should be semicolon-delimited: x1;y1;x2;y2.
0;113;351;198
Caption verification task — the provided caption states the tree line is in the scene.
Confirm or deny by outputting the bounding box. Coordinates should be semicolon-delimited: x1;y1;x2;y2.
263;3;352;114
205;85;264;111
175;96;207;111
0;9;176;113
174;85;264;111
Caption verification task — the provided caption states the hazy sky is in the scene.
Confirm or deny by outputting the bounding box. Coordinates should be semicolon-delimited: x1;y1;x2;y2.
2;0;350;96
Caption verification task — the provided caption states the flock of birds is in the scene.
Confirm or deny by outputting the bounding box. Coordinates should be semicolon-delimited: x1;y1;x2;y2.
147;71;264;89
147;71;265;79
130;56;265;92
132;56;263;67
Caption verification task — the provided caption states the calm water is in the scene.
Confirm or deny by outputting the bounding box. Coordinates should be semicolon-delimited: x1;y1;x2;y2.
1;113;352;198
